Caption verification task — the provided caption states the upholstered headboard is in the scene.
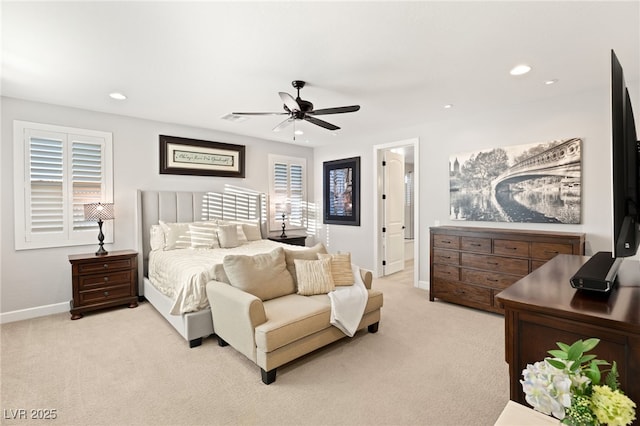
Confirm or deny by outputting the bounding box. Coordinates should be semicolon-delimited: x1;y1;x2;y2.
135;190;265;295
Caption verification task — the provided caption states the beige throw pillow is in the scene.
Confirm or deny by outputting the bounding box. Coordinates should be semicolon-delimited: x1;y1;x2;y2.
242;223;262;241
294;258;335;296
149;225;165;251
217;224;240;248
284;243;328;287
222;248;294;301
318;252;354;286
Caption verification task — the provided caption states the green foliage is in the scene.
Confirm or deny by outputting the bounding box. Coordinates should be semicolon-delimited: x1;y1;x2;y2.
546;339;610;386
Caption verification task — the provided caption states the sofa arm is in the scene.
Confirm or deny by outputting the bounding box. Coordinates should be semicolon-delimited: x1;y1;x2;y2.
206;280;267;362
360;268;373;289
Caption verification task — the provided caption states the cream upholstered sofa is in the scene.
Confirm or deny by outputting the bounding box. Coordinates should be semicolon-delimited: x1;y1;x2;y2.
205;244;383;384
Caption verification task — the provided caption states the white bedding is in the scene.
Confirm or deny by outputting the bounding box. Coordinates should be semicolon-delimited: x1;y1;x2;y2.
149;239;305;315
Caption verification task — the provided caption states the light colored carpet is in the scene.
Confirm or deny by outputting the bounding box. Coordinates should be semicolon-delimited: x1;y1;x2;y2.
1;264;510;425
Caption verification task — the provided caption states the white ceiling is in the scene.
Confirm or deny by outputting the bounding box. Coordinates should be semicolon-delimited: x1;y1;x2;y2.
2;1;639;147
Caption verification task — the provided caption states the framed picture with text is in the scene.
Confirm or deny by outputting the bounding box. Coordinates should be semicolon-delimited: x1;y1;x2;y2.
159;135;245;178
323;156;360;226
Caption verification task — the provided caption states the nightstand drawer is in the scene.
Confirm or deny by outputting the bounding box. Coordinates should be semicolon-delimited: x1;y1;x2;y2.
78;284;133;305
78;271;133;290
77;258;134;274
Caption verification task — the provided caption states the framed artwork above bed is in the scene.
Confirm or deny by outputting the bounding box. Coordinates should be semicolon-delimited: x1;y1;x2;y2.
159;135;245;178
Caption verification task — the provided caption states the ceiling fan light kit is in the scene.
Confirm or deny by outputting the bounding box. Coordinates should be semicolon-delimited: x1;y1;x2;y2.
231;80;360;134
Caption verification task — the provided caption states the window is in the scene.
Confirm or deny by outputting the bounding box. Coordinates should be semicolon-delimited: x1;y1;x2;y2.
14;121;113;250
268;154;307;231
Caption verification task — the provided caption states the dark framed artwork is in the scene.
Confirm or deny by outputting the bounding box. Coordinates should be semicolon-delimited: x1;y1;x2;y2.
323;156;360;226
449;137;582;223
159;135;245;178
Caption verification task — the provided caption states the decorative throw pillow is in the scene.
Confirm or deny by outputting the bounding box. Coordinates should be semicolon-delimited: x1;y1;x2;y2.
284;243;328;287
222;247;294;301
159;220;191;250
149;225;165;251
217;220;249;243
188;222;220;249
294;258;336;296
217;224;240;248
242;223;262;241
318;252;354;286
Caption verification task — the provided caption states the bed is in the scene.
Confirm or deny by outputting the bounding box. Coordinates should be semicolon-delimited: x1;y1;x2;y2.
135;189;305;347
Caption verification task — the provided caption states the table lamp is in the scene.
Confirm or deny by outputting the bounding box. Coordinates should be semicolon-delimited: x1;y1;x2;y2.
84;202;114;256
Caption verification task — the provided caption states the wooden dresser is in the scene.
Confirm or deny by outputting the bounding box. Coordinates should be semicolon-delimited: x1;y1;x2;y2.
69;249;138;319
429;226;584;313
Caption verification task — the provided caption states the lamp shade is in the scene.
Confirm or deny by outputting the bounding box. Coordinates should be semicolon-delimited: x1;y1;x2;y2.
84;202;114;221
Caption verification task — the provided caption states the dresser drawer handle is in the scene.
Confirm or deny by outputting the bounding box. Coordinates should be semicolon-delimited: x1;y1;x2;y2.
487;278;499;282
487;261;499;266
103;277;109;282
103;264;109;269
442;240;451;244
545;250;559;254
104;291;109;297
506;247;518;251
470;243;482;247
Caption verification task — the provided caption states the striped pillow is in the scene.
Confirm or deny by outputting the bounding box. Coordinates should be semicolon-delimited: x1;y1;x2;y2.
188;222;220;249
318;252;354;286
294;258;335;296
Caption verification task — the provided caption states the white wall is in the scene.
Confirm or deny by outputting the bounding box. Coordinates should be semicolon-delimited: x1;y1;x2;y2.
1;97;314;319
315;85;640;286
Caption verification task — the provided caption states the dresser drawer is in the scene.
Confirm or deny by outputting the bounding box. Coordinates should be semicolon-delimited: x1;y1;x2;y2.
433;249;459;265
432;264;460;281
531;242;574;261
494;239;530;257
433;235;460;250
461;253;529;276
461;237;491;253
78;284;133;305
431;279;492;310
77;258;134;274
461;268;521;290
78;271;133;290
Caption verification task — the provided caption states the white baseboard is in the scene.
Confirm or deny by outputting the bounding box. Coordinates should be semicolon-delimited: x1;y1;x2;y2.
418;280;429;291
0;302;69;324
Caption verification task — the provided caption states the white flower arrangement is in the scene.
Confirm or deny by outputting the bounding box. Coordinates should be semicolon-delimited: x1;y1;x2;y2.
521;339;636;426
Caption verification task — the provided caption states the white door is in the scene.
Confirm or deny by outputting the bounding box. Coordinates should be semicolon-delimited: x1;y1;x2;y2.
383;150;405;275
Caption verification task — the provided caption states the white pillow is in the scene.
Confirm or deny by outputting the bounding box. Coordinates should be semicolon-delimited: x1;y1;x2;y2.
188;222;220;249
217;224;240;248
149;225;165;251
158;221;191;250
242;223;262;241
217;220;248;243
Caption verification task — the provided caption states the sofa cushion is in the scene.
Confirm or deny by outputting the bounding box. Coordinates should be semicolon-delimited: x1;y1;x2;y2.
223;247;294;301
255;294;331;352
318;252;354;286
295;258;335;295
284;243;328;287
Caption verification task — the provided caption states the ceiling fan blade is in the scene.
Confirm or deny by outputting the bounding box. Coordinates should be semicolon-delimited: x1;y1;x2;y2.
304;115;340;131
308;105;360;115
279;92;300;112
231;112;287;116
272;117;294;132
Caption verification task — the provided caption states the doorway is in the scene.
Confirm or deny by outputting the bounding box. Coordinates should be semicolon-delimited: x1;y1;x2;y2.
372;138;420;287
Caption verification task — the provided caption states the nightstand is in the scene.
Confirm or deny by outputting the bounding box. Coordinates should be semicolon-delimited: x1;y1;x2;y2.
68;249;138;320
268;235;307;247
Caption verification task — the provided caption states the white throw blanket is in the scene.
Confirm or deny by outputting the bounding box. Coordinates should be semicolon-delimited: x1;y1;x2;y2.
328;265;368;337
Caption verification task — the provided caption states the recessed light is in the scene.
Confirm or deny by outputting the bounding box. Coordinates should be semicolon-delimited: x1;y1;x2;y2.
510;64;532;76
109;92;127;100
294;130;304;135
444;104;453;109
545;79;558;85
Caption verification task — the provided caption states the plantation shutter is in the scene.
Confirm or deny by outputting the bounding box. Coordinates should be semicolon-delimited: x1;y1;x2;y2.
15;121;113;250
27;132;65;238
268;155;307;231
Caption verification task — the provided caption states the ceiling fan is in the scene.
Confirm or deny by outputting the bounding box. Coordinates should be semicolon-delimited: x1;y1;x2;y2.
231;80;360;132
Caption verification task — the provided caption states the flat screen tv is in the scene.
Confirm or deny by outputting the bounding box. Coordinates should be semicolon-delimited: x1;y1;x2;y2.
570;50;640;292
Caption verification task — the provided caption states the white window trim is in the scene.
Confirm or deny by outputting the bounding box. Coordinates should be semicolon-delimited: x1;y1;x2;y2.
268;154;307;232
13;121;114;250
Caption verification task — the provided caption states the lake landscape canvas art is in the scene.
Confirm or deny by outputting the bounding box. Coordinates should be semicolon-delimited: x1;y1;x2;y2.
449;138;582;223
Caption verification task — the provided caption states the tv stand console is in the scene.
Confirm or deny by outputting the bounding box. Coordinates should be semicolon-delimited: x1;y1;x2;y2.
497;254;640;409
